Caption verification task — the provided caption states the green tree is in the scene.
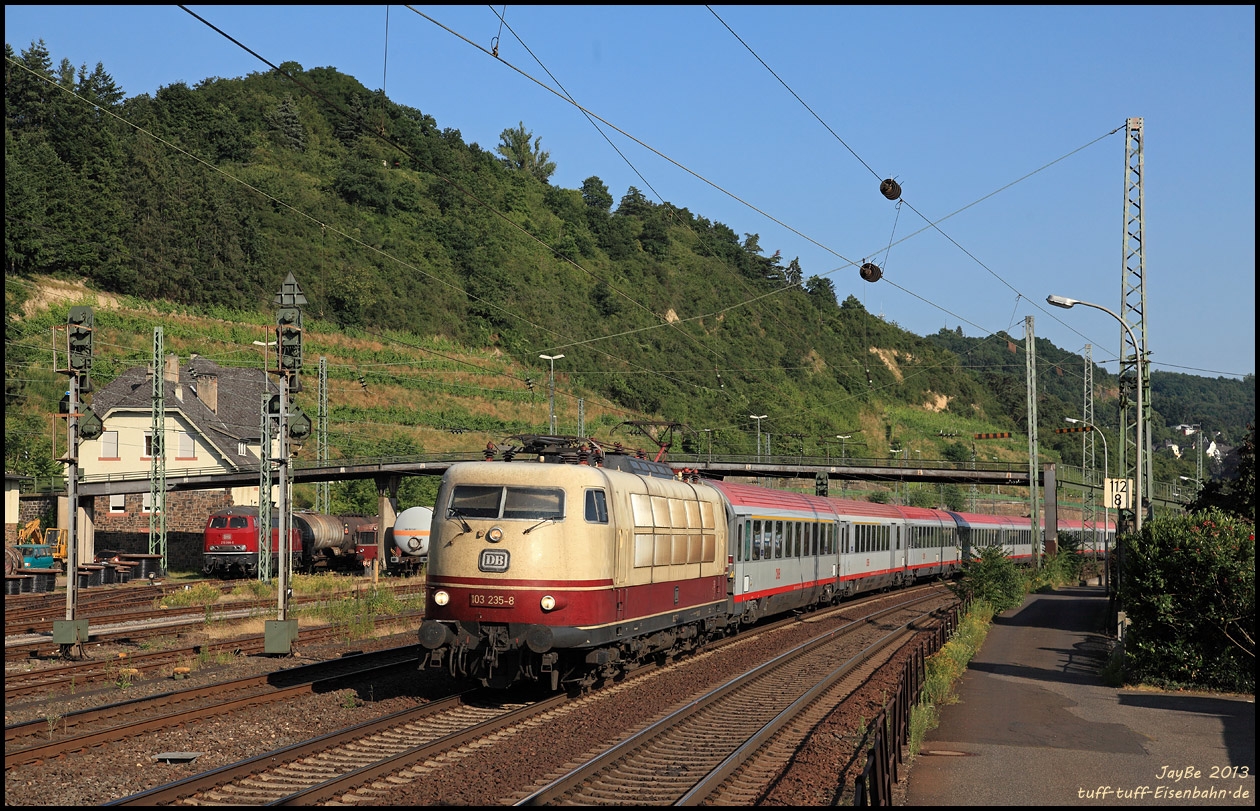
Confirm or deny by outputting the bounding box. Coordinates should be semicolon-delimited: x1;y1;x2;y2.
265;94;306;151
1188;423;1254;521
495;121;556;183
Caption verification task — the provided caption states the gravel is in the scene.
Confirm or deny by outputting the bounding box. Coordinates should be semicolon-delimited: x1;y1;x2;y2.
5;605;943;806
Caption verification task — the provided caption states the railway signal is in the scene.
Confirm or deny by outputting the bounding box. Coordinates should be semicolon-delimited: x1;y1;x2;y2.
67;306;94;390
277;307;303;373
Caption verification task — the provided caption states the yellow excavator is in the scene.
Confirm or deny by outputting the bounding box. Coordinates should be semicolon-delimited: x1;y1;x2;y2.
8;519;67;573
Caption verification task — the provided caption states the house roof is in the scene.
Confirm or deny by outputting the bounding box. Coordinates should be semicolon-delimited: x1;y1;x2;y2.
88;354;279;470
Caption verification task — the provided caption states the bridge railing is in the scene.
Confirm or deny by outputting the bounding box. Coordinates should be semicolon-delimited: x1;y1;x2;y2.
55;453;1191;506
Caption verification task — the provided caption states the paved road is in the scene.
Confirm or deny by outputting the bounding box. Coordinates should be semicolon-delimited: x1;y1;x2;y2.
901;585;1255;806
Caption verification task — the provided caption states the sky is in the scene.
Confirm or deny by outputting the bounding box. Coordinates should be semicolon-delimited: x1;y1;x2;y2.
5;5;1256;382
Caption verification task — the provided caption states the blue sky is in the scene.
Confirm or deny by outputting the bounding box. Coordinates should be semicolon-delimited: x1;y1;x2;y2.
6;5;1255;381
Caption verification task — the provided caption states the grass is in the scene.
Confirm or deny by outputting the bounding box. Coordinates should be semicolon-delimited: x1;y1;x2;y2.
155;582;223;609
908;601;995;757
295;582;425;641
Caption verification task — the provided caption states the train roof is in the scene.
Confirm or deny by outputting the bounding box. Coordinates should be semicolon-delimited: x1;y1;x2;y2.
948;511;1029;529
896;505;955;521
705;479;907;520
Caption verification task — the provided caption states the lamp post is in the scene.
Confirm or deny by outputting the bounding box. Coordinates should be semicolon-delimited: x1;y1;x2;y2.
539;354;564;435
837;434;851;460
253;340;277;372
750;415;767;462
889;448;905;504
1178;475;1202;499
1047;295;1143;534
1066;417;1110;592
704;428;713;464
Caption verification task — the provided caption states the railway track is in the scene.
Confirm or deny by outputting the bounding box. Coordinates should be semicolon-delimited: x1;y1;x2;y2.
5;644;423;770
4;612;424;699
4;580;426;661
101;587;952;806
512;593;942;805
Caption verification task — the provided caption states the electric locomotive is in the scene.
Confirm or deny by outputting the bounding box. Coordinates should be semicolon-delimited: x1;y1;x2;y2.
419;449;729;691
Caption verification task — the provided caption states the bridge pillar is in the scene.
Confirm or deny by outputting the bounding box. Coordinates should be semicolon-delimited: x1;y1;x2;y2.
374;475;400;566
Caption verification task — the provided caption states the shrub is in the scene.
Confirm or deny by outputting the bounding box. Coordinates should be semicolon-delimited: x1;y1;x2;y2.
1119;509;1254;692
950;545;1025;613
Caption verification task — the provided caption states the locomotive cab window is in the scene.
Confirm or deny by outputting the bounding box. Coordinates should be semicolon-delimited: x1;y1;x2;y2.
584;489;609;523
449;485;565;520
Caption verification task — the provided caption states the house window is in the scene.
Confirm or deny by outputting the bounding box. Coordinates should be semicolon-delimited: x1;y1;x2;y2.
100;431;119;460
142;492;162;514
177;431;196;460
109;494;126;514
143;431;155;459
238;441;248;457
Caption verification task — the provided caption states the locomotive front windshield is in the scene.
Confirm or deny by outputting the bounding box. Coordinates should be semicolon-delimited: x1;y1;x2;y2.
449;485;565;520
208;515;250;529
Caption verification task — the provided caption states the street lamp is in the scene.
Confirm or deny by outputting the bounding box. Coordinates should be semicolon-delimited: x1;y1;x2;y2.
836;434;851;460
253;340;277;372
1047;294;1144;534
539;354;564;435
750;415;767;462
1066;417;1110;592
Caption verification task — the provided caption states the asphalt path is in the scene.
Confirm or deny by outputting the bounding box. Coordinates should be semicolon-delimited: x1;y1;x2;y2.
902;586;1255;806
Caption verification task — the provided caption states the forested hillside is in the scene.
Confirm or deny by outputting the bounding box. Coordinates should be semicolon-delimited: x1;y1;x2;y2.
5;40;1253;489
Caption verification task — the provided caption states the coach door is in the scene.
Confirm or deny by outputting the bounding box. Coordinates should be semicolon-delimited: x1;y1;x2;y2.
893;523;906;582
836;520;851;591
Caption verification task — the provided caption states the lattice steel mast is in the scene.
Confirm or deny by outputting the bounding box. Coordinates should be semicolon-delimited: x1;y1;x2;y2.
1120;117;1152;514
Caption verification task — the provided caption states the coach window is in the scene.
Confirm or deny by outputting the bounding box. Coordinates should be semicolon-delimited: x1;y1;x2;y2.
774;521;784;559
584;489;609;523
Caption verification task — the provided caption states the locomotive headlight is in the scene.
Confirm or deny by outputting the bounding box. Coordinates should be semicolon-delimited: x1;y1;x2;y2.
487;526;504;543
540;594;557;611
433;590;450;606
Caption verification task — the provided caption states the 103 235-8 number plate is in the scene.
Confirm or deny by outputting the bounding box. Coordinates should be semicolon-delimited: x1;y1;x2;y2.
468;592;515;608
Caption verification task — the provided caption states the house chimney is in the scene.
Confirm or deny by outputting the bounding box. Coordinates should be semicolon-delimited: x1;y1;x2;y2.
165;353;182;401
200;374;219;413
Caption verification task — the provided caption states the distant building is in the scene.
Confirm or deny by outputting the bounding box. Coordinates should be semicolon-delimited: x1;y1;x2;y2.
76;354;278;566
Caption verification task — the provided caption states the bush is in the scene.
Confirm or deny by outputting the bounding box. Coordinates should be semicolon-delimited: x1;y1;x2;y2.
1119;509;1254;692
1030;534;1086;592
950;545;1025;613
